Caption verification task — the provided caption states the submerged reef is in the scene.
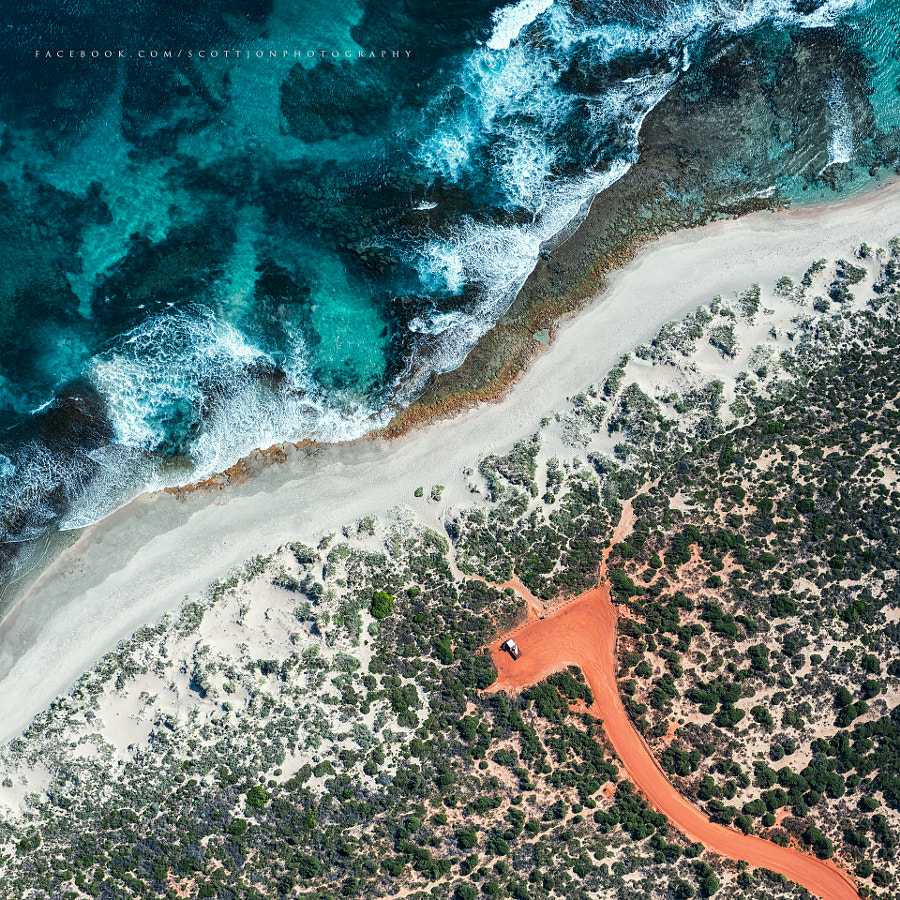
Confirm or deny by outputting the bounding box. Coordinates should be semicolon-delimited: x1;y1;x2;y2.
2;0;900;584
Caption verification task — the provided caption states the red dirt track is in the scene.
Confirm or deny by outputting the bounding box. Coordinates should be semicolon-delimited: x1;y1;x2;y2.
486;533;860;899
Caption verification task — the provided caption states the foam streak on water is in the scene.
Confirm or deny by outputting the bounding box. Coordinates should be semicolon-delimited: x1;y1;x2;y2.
0;0;880;575
826;77;855;165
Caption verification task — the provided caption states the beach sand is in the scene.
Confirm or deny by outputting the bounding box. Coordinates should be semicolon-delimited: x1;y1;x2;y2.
1;179;898;745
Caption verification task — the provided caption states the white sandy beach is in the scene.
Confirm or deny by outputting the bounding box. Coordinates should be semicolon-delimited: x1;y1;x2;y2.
1;180;898;745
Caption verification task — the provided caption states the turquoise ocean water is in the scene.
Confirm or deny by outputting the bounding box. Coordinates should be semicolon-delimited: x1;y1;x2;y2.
0;0;897;579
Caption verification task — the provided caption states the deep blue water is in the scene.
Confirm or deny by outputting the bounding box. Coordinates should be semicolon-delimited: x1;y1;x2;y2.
0;0;897;578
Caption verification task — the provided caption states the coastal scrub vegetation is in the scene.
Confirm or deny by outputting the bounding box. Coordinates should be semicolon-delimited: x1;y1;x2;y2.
2;246;900;899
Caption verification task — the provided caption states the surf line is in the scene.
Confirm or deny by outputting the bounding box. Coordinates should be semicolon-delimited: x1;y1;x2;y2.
485;497;860;900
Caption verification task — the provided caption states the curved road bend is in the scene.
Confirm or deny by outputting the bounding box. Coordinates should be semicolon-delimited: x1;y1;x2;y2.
486;552;860;900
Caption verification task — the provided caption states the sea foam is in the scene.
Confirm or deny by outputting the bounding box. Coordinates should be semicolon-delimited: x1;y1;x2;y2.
487;0;556;51
826;77;855;166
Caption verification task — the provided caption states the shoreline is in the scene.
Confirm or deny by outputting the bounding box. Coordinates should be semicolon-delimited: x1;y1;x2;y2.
0;163;831;603
2;177;900;745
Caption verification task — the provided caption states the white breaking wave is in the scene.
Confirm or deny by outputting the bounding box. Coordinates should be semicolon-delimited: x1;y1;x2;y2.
408;309;474;336
487;0;556;50
717;0;865;32
59;310;390;530
416;44;568;200
7;310;392;534
542;0;866;61
397;157;633;399
0;439;91;542
587;70;679;149
91;310;387;454
91;311;264;452
23;0;871;539
826;77;854;166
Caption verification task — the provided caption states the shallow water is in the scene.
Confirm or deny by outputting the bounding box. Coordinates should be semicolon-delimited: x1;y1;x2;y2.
0;0;898;579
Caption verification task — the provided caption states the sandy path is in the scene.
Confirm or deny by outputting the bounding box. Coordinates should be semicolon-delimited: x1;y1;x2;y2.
1;180;899;746
486;510;860;900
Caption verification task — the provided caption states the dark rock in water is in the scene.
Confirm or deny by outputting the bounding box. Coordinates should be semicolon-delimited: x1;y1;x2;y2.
254;260;312;311
0;8;119;139
244;259;318;355
0;185;80;327
400;24;880;418
171;154;258;199
30;180;113;275
123;58;222;157
281;61;392;141
0;185;82;429
91;220;236;330
34;380;115;450
793;0;833;14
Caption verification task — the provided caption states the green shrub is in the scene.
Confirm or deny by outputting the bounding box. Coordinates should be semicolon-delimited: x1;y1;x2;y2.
296;854;323;878
750;706;773;731
714;705;745;728
371;591;395;619
609;569;640;598
488;835;510;855
672;878;696;899
226;818;248;836
461;854;479;875
769;594;797;617
804;826;834;859
634;660;652;678
246;785;270;808
856;860;874;878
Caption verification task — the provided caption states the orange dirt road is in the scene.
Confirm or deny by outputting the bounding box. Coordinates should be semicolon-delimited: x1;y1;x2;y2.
487;581;860;900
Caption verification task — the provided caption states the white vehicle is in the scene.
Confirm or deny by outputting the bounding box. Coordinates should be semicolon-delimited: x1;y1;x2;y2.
501;638;521;659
